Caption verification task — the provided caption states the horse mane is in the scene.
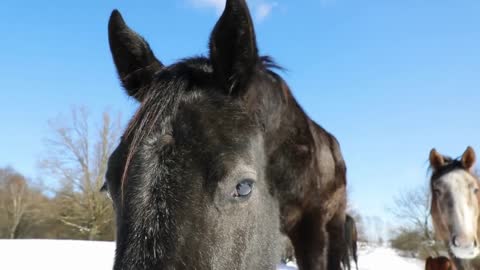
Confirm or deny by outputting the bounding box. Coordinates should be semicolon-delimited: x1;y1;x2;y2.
119;56;283;199
260;56;284;71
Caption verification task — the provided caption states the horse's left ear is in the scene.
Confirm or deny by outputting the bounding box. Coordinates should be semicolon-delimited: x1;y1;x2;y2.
425;257;432;270
108;10;164;101
461;146;476;171
209;0;259;95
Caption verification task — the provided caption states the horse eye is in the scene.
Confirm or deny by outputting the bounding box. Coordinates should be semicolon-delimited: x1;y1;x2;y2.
433;188;442;196
100;182;112;200
100;182;108;193
474;188;479;194
234;179;254;199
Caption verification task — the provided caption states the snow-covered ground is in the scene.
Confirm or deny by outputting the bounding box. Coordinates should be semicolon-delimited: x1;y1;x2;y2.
278;243;424;270
0;239;115;270
0;240;424;270
355;243;424;270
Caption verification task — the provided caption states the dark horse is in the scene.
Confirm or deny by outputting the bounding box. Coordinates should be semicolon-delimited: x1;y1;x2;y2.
341;215;359;270
104;0;347;269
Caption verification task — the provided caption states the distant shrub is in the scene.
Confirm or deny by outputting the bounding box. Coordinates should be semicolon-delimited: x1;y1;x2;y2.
390;228;446;259
390;229;423;257
417;241;446;260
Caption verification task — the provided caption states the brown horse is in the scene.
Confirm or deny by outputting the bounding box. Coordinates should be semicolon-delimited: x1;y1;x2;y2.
426;256;456;270
429;147;480;270
104;0;347;269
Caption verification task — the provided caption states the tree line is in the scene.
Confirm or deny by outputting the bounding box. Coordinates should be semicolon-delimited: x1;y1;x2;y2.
0;107;119;240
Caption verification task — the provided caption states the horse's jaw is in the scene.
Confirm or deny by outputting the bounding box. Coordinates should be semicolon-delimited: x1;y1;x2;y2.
450;244;480;259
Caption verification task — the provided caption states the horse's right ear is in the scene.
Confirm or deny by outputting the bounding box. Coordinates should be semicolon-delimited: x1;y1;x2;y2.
425;257;432;270
429;148;445;171
461;146;476;171
108;10;164;101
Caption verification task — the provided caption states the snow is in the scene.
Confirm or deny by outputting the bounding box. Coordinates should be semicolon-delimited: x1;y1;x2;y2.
0;240;424;270
277;262;299;269
0;239;115;270
355;243;424;270
279;243;425;270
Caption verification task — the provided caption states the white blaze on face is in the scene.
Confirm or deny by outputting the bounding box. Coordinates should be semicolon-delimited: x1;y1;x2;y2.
440;170;480;259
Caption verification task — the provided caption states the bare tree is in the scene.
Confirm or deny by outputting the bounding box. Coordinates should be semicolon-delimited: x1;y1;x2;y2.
40;107;121;240
0;168;33;238
388;184;450;258
389;184;432;239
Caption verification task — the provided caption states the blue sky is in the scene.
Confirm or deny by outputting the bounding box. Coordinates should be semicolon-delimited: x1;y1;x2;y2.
1;0;479;224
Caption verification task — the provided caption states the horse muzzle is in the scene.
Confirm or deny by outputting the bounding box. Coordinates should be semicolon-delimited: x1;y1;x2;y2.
450;235;480;259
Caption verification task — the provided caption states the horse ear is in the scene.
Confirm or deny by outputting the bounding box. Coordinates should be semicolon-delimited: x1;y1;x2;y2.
429;148;445;171
108;10;164;101
425;257;432;270
446;260;453;270
461;146;476;171
209;0;259;95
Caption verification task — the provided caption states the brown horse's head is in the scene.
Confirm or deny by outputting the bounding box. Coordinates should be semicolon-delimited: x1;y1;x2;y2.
425;256;455;270
429;147;480;259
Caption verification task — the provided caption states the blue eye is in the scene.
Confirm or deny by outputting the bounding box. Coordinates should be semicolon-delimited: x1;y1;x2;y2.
234;179;254;199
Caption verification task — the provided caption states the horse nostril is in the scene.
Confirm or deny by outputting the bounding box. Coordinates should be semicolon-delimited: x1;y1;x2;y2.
474;240;478;247
452;236;459;247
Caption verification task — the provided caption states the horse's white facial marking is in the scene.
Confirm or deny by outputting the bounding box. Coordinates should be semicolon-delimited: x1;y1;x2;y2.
436;169;480;259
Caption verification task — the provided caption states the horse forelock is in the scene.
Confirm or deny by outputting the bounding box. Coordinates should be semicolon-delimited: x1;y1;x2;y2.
120;74;187;201
430;157;462;182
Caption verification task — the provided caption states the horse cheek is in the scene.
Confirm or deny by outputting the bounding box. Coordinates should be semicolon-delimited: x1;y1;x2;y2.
432;198;449;241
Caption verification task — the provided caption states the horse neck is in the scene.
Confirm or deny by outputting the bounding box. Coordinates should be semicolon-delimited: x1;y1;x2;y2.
260;85;312;153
